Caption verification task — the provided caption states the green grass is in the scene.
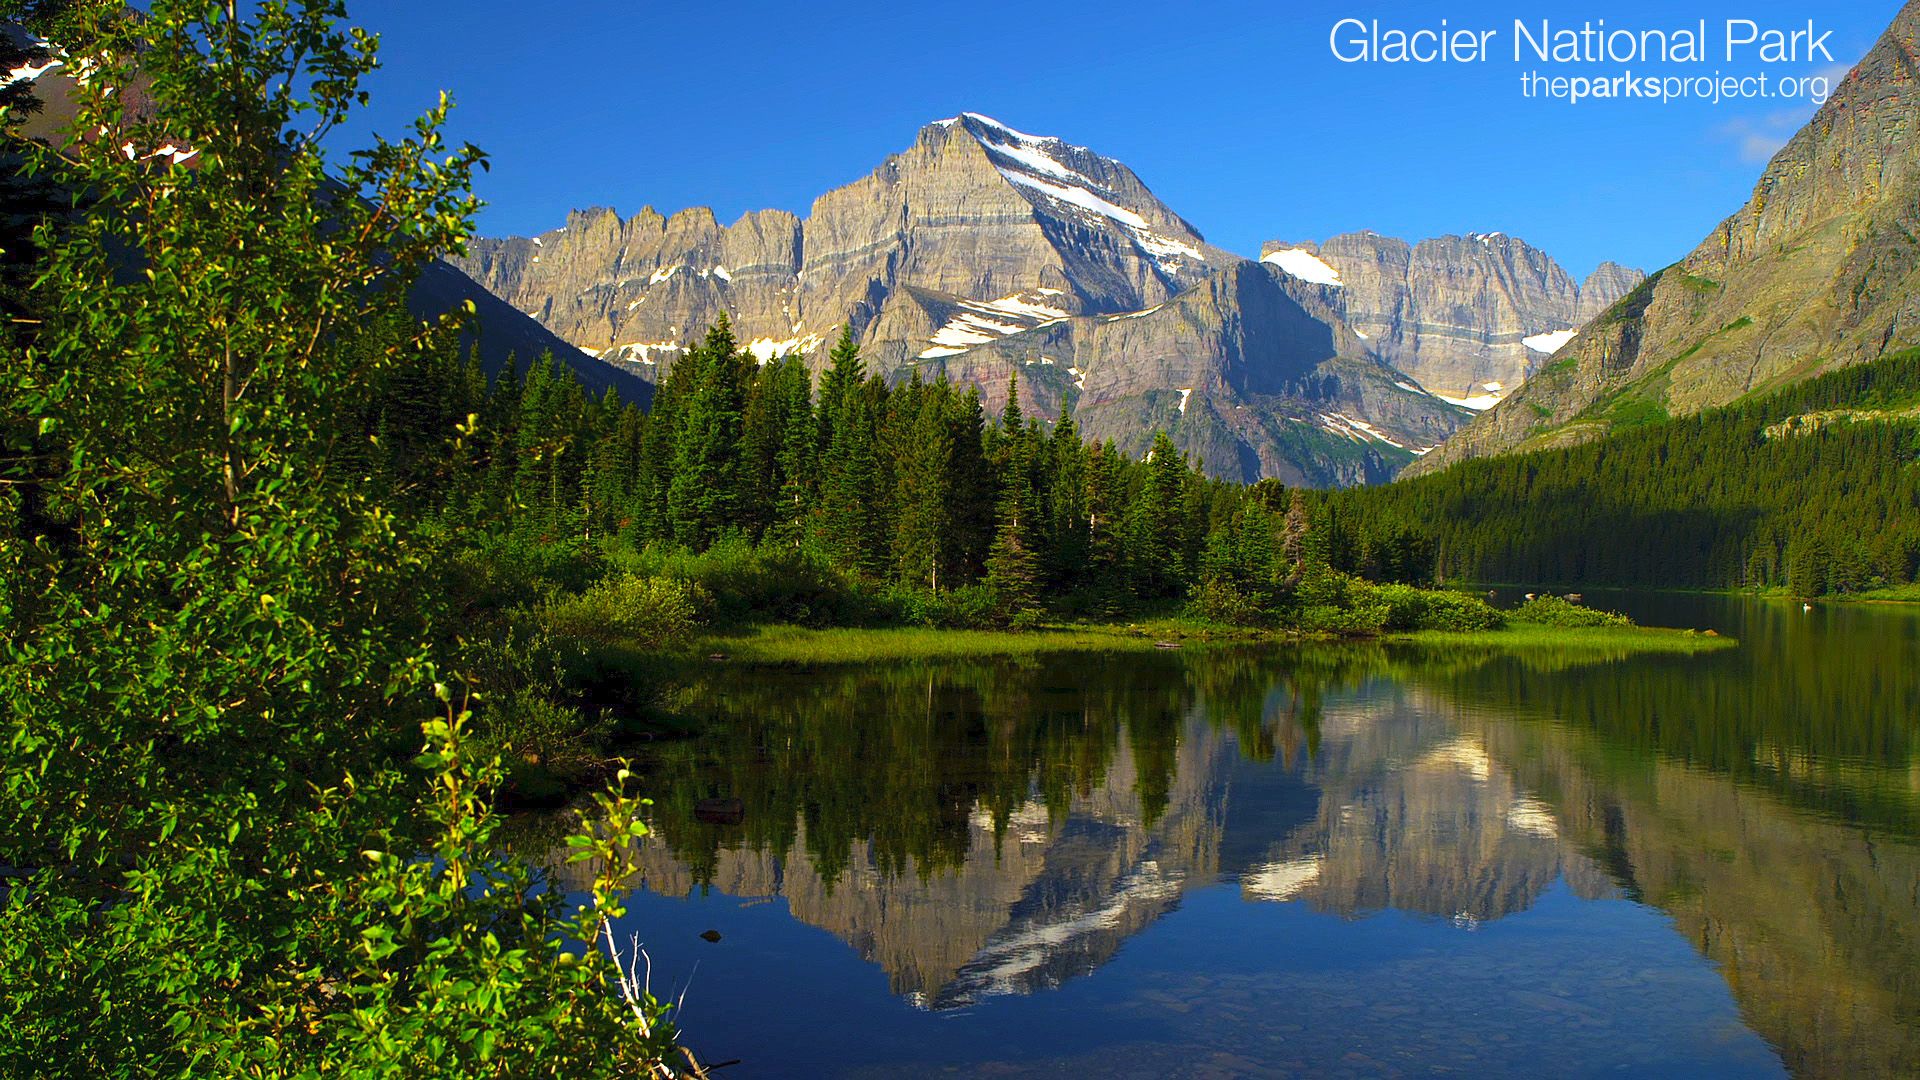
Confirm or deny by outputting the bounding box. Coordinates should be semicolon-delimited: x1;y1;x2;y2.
1606;396;1671;430
682;623;1195;666
679;617;1734;667
1747;584;1920;605
1833;584;1920;604
1389;624;1738;654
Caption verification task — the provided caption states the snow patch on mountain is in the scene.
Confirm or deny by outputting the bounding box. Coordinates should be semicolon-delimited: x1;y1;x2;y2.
997;171;1203;263
1523;329;1577;354
979;293;1070;321
917;292;1072;359
1320;413;1405;449
612;342;684;366
745;334;822;363
963;117;1206;268
1436;391;1503;411
1262;248;1344;287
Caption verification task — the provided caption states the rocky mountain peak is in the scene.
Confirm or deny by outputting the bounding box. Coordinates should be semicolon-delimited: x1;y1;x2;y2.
1410;0;1920;475
449;117;1626;485
1260;231;1644;406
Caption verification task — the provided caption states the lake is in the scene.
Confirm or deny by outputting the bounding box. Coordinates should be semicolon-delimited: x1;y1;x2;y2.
554;593;1920;1077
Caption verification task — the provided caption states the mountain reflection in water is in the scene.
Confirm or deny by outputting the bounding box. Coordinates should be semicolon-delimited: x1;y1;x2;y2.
547;595;1920;1078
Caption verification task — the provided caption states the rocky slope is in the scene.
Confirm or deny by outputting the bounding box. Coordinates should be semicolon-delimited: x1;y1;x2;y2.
409;260;649;401
456;114;1225;377
928;260;1468;487
1411;0;1920;475
455;114;1475;484
1258;233;1644;407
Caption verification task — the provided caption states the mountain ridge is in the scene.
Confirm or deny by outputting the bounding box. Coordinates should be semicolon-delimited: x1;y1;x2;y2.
454;114;1635;484
1258;233;1644;408
1409;0;1920;475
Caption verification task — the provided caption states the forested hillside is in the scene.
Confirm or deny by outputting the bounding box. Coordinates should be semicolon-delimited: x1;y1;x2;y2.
1325;351;1920;596
383;312;1452;629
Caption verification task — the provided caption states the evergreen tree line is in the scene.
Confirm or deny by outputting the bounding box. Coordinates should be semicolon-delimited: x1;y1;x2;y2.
1322;349;1920;597
381;315;1426;620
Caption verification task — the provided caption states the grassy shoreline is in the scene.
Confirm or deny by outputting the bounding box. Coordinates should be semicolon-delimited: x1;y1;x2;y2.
680;619;1261;666
1386;624;1737;654
1751;584;1920;605
1452;581;1920;607
674;618;1736;667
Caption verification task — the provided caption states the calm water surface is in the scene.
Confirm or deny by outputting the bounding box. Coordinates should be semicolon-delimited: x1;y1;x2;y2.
562;594;1920;1078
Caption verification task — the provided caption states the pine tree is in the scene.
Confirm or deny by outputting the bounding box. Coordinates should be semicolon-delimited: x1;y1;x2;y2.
1127;431;1190;596
987;425;1043;616
584;392;643;539
943;384;995;583
668;316;747;547
893;380;955;589
631;350;693;543
1044;402;1088;588
767;357;817;548
1084;439;1128;607
1789;536;1831;598
816;333;885;571
511;352;559;531
479;352;524;521
816;326;862;462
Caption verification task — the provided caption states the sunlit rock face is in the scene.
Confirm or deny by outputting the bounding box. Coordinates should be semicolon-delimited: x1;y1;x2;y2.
452;115;1476;485
551;672;1619;1010
549;610;1920;1074
454;114;1219;385
1235;691;1614;920
1259;233;1643;406
1414;0;1920;474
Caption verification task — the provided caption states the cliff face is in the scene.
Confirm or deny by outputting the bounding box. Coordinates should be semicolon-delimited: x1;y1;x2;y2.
454;114;1220;377
932;261;1468;487
1412;0;1920;475
1258;233;1644;406
454;114;1476;485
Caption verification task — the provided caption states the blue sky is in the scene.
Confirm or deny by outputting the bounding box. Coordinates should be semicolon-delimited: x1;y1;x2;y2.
345;0;1893;277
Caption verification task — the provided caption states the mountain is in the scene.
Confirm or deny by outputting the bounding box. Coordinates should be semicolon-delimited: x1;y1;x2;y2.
925;260;1468;486
1411;0;1920;475
1258;233;1644;408
455;114;1226;371
0;34;641;401
409;260;650;402
454;114;1479;485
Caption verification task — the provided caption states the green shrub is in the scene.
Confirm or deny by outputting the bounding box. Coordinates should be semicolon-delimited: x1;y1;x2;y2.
614;538;871;626
1511;595;1632;628
1191;578;1271;627
1009;608;1048;632
1293;581;1505;635
474;686;614;800
457;531;608;606
544;574;706;648
1358;584;1506;632
1297;602;1390;635
883;584;1003;630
